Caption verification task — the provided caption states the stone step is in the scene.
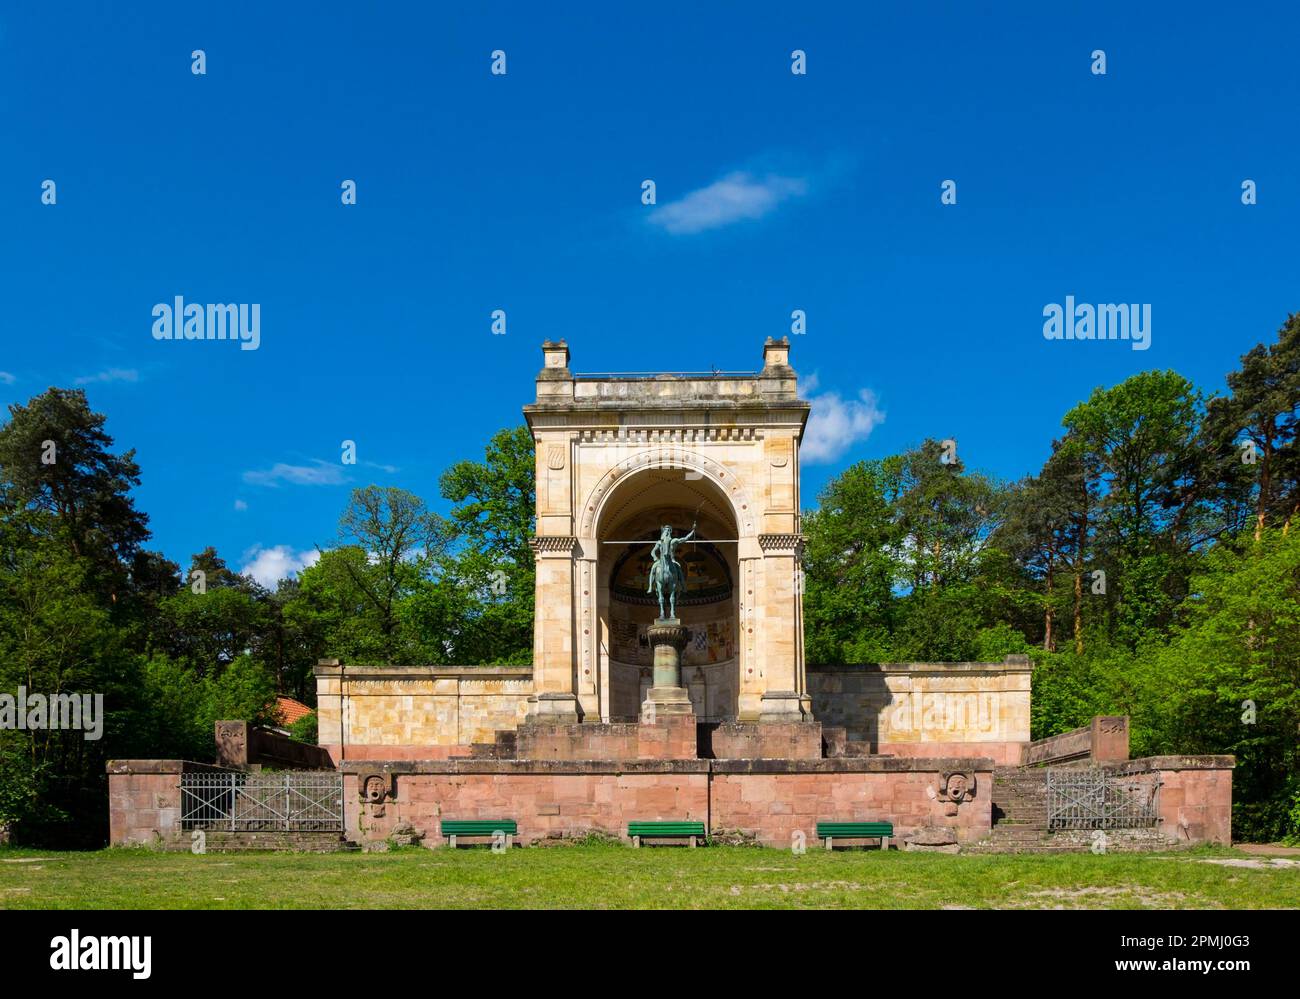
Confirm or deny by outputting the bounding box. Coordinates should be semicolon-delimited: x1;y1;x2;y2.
197;830;348;852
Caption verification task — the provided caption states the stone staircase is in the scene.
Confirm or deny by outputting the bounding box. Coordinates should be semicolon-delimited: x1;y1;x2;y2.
963;766;1070;854
964;766;1172;854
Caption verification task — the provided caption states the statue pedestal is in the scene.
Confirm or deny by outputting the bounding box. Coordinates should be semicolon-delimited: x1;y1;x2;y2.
641;619;694;720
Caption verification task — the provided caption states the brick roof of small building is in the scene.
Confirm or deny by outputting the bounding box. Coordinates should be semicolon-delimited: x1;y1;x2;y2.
275;696;314;726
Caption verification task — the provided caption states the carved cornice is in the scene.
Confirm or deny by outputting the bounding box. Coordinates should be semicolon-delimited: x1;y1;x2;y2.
530;535;578;556
758;533;804;555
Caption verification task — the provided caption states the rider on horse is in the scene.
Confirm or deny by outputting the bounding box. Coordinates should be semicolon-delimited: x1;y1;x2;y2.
647;521;696;619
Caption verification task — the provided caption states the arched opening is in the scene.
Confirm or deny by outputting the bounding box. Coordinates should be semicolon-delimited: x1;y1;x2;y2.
595;468;740;722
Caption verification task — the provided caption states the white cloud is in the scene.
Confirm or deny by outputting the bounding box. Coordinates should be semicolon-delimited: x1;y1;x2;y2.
233;499;248;511
801;382;885;464
0;371;15;385
74;367;139;385
240;544;320;588
650;171;809;235
364;460;399;474
243;460;347;488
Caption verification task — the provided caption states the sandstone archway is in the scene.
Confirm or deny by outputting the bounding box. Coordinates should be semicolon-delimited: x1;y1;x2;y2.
525;337;812;725
591;466;741;721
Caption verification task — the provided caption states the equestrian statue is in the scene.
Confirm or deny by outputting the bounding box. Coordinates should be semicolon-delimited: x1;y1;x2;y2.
646;521;696;620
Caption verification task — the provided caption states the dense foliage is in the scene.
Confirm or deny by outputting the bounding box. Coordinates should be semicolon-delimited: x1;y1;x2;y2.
0;408;533;846
802;314;1300;842
2;316;1297;845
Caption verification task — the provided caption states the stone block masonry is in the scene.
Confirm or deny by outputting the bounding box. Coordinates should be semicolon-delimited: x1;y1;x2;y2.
315;663;533;763
710;721;823;760
1021;716;1130;767
341;757;995;849
315;659;1034;763
1112;756;1234;846
808;659;1032;763
107;751;1234;850
516;715;698;761
216;720;335;770
107;760;230;848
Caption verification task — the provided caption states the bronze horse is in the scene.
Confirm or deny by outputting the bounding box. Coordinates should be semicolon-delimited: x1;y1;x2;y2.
646;522;696;619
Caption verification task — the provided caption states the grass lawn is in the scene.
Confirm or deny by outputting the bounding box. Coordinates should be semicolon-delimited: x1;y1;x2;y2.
2;843;1298;909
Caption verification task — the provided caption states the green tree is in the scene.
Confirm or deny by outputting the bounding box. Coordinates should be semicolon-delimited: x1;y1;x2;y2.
333;486;430;663
154;550;267;679
1140;528;1300;841
0;388;149;600
802;460;901;663
1062;371;1216;647
885;439;1006;590
424;426;536;665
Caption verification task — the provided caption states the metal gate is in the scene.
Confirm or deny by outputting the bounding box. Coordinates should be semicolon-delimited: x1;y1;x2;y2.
1047;768;1160;831
181;771;343;831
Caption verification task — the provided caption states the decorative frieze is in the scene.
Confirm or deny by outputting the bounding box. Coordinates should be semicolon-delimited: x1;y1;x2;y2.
575;427;763;443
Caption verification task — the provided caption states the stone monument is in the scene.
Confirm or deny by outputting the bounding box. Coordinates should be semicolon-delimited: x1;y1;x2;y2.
524;337;813;725
640;522;696;720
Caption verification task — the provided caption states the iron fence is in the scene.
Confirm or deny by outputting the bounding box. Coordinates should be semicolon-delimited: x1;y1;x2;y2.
1047;768;1161;831
181;771;343;832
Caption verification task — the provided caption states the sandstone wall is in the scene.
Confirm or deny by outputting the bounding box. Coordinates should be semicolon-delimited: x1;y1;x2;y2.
316;659;1034;761
315;664;532;762
808;659;1032;761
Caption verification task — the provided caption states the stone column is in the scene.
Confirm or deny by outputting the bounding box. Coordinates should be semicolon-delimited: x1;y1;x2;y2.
736;541;763;721
529;535;581;723
757;533;811;722
575;537;599;721
641;620;693;719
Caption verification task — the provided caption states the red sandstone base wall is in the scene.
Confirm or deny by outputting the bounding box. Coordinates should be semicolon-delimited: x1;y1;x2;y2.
107;760;231;848
345;762;993;849
105;753;1234;852
709;771;990;846
348;770;712;844
1119;757;1234;846
109;770;183;847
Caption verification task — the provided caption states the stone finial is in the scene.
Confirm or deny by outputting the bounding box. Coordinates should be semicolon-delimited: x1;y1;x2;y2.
541;339;570;371
763;336;791;370
536;340;574;400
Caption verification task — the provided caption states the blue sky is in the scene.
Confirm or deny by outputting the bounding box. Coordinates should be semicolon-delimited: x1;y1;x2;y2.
2;2;1297;584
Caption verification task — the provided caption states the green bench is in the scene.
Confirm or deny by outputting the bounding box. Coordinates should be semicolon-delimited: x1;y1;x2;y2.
440;819;517;848
628;821;707;848
815;821;893;850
